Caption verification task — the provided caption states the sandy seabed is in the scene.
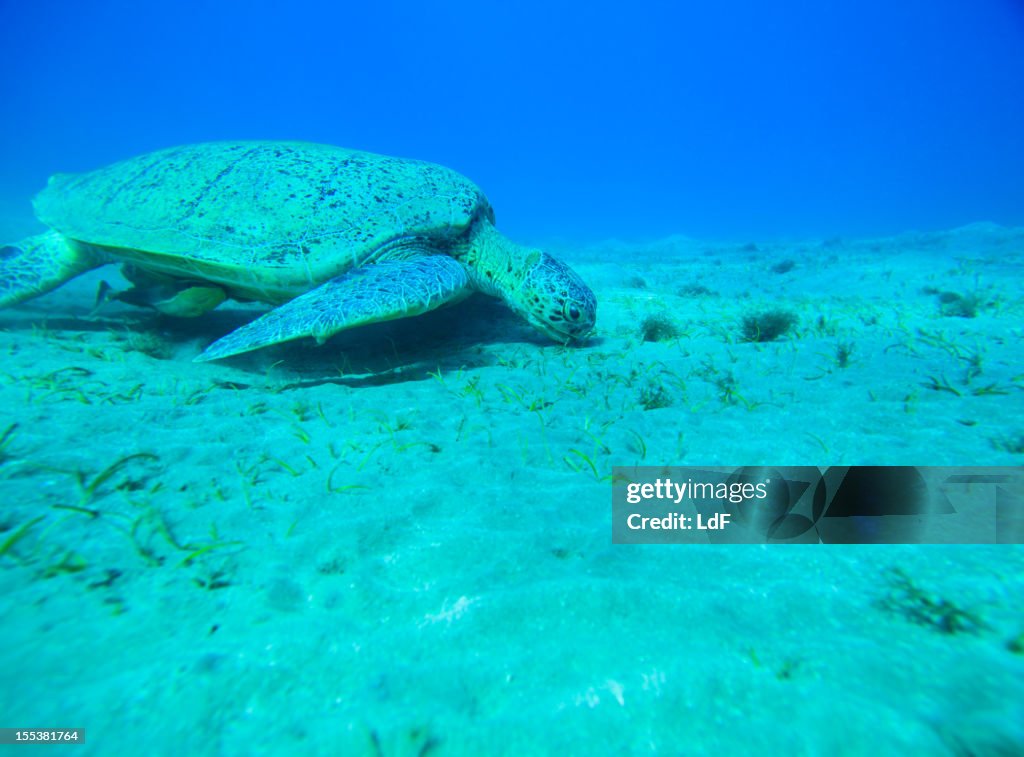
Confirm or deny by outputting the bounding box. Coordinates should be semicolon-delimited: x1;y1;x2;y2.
1;219;1022;755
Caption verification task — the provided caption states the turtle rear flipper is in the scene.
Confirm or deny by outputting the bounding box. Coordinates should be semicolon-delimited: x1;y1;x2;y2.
194;253;470;362
112;265;228;317
0;231;102;309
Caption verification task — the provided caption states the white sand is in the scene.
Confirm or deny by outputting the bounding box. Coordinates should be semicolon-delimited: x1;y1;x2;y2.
0;222;1022;754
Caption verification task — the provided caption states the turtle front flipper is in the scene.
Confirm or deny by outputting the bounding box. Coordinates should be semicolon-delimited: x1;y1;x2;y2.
194;253;471;362
0;231;102;309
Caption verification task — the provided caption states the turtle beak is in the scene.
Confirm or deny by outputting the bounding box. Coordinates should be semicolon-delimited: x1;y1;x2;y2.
530;311;594;344
530;317;578;344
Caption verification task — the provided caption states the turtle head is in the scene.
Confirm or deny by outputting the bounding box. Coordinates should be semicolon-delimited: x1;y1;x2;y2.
514;251;596;344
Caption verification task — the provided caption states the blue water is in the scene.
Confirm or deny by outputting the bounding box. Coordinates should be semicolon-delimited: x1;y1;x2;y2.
2;0;1023;240
1;2;1023;755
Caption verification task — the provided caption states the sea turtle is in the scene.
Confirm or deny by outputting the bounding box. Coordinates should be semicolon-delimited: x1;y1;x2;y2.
0;141;596;361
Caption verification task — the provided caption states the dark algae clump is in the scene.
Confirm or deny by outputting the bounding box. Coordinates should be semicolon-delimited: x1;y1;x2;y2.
739;308;798;342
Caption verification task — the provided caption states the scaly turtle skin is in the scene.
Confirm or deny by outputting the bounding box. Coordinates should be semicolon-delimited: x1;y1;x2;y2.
0;141;596;360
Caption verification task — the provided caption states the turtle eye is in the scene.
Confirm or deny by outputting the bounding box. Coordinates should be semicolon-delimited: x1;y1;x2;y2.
568;306;580;321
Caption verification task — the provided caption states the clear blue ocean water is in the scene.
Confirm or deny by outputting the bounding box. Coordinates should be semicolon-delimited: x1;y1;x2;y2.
1;1;1023;754
3;0;1023;241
